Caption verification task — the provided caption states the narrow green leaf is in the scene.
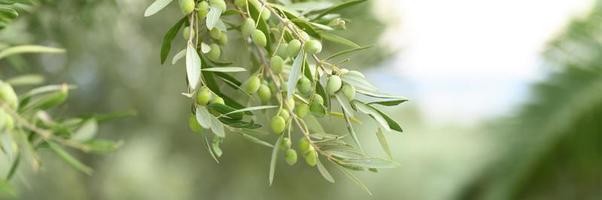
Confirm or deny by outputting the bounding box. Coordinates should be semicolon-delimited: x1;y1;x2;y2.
144;0;173;17
326;45;372;60
202;67;246;72
341;106;362;151
70;119;98;142
371;106;403;132
319;32;360;48
47;141;93;175
160;17;186;64
287;50;304;99
195;107;212;129
0;45;64;60
367;99;408;106
269;135;283;186
206;6;223;30
334;164;373;195
210;116;225;137
240;130;274;148
186;43;202;90
340;157;399;169
316;159;335;183
353;101;391;131
204;135;220;163
375;128;392;159
171;48;186;64
84;139;122;154
341;72;378;92
357;89;407;100
335;93;354;117
313;0;367;20
5;74;44;86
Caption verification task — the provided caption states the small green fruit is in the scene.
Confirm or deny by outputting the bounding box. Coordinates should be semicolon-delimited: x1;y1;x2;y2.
298;137;310;153
241;18;256;37
234;0;246;7
271;115;286;134
287;39;301;56
304;148;318;167
179;0;195;15
252;30;267;47
258;84;271;103
311;94;324;105
196;87;213;105
285;97;295;110
207;43;221;61
210;28;222;40
260;8;271;20
182;26;193;40
277;43;289;58
341;84;356;100
280;137;292;149
326;75;342;95
304;39;322;54
210;96;225;105
197;1;209;18
270;56;283;73
297;76;312;95
218;34;228;45
285;149;298;165
188;114;203;133
294;103;309;118
0;82;18;109
244;75;261;94
279;109;290;120
209;0;227;11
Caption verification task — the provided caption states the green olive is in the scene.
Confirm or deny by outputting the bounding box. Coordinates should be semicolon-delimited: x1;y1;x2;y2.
297;76;312;95
279;109;290;121
311;94;324;105
271;115;286;135
252;29;267;47
244;75;261;94
182;26;193;40
304;39;322;54
285;149;298;165
209;0;227;11
277;43;289;58
270;56;283;73
210;28;222;40
241;18;256;37
260;8;271;20
179;0;195;15
258;84;271;103
287;39;301;56
285;97;295;110
294;103;309;118
196;87;213;105
326;75;342;95
234;0;246;7
188;114;203;133
341;84;356;100
304;147;318;167
210;96;225;105
218;34;228;45
197;1;209;18
280;137;292;149
0;82;19;109
298;137;310;153
207;43;221;61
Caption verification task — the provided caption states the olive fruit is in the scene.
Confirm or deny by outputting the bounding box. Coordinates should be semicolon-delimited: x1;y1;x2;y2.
294;103;309;118
182;26;193;40
298;137;310;153
210;96;225;105
207;43;221;61
196;87;213;105
241;18;256;37
347;70;365;78
179;0;195;15
279;109;290;120
277;43;289;58
258;84;272;103
234;0;246;7
260;8;271;20
297;76;312;95
287;39;301;56
252;30;267;47
285;149;298;165
280;137;292;149
209;0;227;11
341;84;356;100
311;94;324;105
271;115;286;134
210;28;222;40
309;94;325;115
188;114;203;133
270;56;283;73
285;97;295;110
304;39;322;54
244;75;261;94
218;34;228;45
326;75;343;95
197;1;209;18
0;82;18;109
304;147;318;167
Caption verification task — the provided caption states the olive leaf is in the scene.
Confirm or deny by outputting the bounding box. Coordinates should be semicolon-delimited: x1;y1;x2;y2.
319;32;360;48
160;17;186;64
269;135;283;186
352;101;391;131
47;141;93;175
0;45;64;60
287;50;304;99
375;128;393;159
202;67;246;72
144;0;173;17
5;74;44;86
316;159;335;183
186;43;202;90
311;0;367;20
195;107;213;129
171;48;186;64
206;6;223;30
367;99;408;106
326;45;372;60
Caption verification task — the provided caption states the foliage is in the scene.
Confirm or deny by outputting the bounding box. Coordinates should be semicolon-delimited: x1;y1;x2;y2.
146;0;406;192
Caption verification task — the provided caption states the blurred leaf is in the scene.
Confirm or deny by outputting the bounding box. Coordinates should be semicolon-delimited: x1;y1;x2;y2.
47;141;93;175
206;6;222;30
0;45;64;60
341;106;362;151
171;48;186;64
210;116;225;137
341;72;378;92
0;180;15;197
339;157;398;169
316;159;335;183
160;17;186;64
144;0;173;17
84;139;122;154
312;0;366;20
375;128;392;159
367;99;408;106
70;119;98;142
269;135;283;186
222;105;277;117
240;130;273;148
334;164;372;195
5;74;44;86
287;50;304;99
319;32;360;48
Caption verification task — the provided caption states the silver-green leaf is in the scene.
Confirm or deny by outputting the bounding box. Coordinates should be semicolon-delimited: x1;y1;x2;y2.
144;0;174;17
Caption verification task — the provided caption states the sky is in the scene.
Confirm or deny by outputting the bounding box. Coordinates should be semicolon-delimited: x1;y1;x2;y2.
370;0;594;125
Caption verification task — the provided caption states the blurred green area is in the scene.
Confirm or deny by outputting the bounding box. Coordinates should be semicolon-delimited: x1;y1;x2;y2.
0;0;601;200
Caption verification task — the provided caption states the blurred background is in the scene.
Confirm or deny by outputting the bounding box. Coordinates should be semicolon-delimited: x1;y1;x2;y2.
1;0;601;199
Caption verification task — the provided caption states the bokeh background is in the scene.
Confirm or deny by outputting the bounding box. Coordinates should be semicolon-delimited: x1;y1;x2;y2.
1;0;601;199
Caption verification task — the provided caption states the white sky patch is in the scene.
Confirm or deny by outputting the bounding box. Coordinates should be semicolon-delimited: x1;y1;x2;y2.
372;0;594;125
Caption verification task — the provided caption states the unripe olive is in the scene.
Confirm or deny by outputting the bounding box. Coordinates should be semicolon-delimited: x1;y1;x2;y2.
285;97;295;110
182;26;193;40
304;39;322;54
207;43;221;61
311;94;324;105
210;96;225;105
260;9;271;20
197;1;209;18
287;39;301;56
294;103;309;118
341;84;356;100
285;149;298;165
241;18;256;37
4;115;14;130
258;84;271;103
179;0;195;15
280;137;292;149
244;75;261;94
270;56;283;73
210;28;222;40
304;148;318;167
188;114;203;133
298;137;310;153
252;30;267;47
234;0;246;7
309;94;324;115
297;76;312;95
279;109;290;121
196;87;213;105
277;43;289;58
218;34;228;45
0;82;18;109
326;75;343;95
271;115;286;134
209;0;227;11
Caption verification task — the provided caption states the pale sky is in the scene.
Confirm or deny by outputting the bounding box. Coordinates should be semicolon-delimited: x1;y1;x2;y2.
371;0;594;125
